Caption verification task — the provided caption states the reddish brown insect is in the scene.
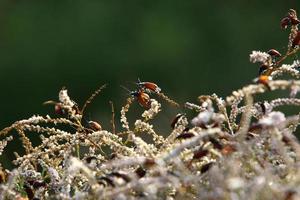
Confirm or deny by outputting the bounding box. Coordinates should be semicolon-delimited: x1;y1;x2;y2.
288;9;300;25
171;113;185;129
281;9;300;29
88;121;102;131
292;31;300;47
221;144;236;156
267;49;281;57
54;103;65;115
43;101;66;115
137;79;161;93
257;75;271;85
259;64;269;75
121;85;151;109
281;17;291;29
131;90;151;109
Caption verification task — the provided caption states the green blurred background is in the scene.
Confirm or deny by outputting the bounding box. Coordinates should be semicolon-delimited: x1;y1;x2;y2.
0;0;299;168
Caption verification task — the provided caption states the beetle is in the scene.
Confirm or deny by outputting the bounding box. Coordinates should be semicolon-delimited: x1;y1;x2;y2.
131;89;151;109
88;121;102;131
267;49;281;58
136;78;161;93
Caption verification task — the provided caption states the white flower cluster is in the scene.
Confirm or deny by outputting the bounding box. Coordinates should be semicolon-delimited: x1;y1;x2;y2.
120;98;132;131
259;111;286;128
19;115;44;125
128;133;157;156
142;99;161;121
0;136;13;156
191;111;225;127
191;111;213;126
67;157;97;185
134;120;164;145
249;51;270;64
59;89;75;107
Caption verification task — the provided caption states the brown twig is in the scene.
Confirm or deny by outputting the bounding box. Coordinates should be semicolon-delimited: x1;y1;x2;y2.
109;101;116;135
81;84;107;116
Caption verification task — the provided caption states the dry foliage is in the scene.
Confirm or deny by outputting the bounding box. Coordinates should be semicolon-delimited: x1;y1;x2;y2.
1;9;300;200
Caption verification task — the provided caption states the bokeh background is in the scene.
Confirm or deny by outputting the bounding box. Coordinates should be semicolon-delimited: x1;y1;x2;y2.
0;0;299;168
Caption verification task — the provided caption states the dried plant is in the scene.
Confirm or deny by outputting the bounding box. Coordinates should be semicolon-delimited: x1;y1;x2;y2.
1;9;300;200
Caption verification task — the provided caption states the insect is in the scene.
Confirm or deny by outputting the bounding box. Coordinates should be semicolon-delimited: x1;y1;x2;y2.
88;121;102;131
281;9;300;29
170;113;185;129
121;85;151;109
131;90;151;108
292;31;300;48
136;78;161;93
258;64;269;75
43;101;66;115
267;49;281;58
257;75;271;85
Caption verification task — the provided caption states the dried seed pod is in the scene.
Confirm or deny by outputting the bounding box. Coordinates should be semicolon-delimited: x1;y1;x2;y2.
248;123;263;132
282;135;292;145
135;167;146;178
0;169;7;184
144;158;156;168
192;149;209;159
208;137;223;150
109;153;117;160
85;156;97;163
88;121;102;131
98;176;115;187
246;132;259;140
24;184;34;200
200;162;214;174
32;181;47;189
109;172;131;183
176;132;195;140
